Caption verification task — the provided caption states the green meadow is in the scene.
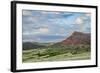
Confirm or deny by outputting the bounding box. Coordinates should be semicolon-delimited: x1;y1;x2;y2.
22;44;91;63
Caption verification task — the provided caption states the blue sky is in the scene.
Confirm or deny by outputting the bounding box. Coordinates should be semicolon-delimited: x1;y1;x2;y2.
22;10;91;43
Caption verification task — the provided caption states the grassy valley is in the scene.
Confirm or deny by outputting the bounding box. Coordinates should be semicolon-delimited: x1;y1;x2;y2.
22;44;91;62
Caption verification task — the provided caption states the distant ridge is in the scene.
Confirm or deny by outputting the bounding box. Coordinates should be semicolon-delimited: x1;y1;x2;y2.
58;31;91;45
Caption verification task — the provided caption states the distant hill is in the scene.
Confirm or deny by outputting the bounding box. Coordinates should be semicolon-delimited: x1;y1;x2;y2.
58;31;91;45
23;42;46;50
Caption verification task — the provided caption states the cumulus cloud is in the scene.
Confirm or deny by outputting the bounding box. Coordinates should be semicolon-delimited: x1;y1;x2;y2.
85;13;91;17
42;11;60;14
23;10;32;16
38;27;49;33
23;27;49;36
75;16;84;25
75;17;84;32
75;13;91;32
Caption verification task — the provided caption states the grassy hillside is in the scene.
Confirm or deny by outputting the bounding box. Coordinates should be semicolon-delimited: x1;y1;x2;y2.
22;44;91;62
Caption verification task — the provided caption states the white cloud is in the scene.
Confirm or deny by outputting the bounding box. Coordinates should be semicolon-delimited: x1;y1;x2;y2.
23;11;32;16
38;27;49;33
23;32;33;35
42;11;60;14
55;33;67;36
75;13;91;25
85;13;91;17
75;16;84;25
75;16;86;32
28;27;49;35
27;16;38;22
23;25;50;35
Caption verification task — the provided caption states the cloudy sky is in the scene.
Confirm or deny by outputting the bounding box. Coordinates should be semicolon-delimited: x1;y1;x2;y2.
22;10;91;43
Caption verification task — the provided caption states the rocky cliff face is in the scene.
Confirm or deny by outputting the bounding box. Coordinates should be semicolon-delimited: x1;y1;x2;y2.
60;31;91;45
